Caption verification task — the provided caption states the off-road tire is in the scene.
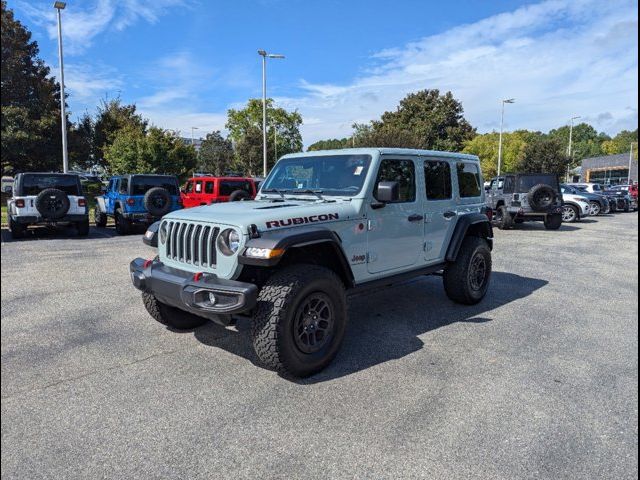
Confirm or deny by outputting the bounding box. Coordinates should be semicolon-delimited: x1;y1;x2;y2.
443;236;492;305
76;219;90;236
251;264;347;377
495;205;514;230
544;213;563;230
142;293;208;329
228;190;250;202
527;184;557;212
115;208;131;235
94;206;107;227
35;188;70;219
9;218;26;239
143;187;172;217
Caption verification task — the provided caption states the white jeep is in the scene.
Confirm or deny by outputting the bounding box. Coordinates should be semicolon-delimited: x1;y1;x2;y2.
6;173;89;239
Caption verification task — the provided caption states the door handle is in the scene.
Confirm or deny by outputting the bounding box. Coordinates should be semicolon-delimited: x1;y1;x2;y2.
408;214;424;222
443;211;457;219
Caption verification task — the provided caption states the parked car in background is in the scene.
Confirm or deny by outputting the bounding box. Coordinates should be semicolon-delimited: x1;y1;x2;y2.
2;176;14;194
6;172;89;238
560;184;609;215
94;174;182;234
486;173;564;229
560;190;592;223
181;176;257;208
570;183;622;213
604;186;636;212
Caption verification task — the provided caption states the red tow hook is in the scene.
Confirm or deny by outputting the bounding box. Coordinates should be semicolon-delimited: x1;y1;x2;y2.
193;272;204;282
143;259;153;269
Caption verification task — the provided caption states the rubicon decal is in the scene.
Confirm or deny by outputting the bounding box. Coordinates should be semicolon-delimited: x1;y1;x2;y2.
266;213;339;229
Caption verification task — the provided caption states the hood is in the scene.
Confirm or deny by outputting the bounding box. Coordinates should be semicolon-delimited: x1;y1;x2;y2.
164;198;359;232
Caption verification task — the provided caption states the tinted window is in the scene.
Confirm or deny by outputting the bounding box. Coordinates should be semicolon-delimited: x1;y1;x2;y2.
424;160;452;200
185;181;194;193
22;174;81;196
262;155;372;196
516;175;558;192
205;181;214;194
503;176;515;193
375;159;416;202
456;162;481;198
220;180;253;196
130;176;178;195
119;178;128;194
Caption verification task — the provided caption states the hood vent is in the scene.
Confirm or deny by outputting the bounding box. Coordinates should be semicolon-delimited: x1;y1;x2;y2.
253;204;296;210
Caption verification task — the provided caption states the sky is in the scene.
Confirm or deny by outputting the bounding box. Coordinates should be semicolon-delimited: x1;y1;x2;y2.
9;0;639;146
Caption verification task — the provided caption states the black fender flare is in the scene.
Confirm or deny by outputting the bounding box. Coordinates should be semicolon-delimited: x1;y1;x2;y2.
445;213;493;262
239;227;354;286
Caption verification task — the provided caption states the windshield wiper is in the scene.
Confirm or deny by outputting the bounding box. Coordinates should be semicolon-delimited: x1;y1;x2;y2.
261;188;286;200
289;189;325;200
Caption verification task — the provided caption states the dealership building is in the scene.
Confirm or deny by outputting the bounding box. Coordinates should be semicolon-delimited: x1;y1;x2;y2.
580;153;637;185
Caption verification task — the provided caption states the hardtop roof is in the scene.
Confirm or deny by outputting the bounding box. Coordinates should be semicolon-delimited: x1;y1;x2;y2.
280;148;479;162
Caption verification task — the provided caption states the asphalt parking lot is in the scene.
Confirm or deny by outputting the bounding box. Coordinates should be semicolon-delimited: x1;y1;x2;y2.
1;214;638;480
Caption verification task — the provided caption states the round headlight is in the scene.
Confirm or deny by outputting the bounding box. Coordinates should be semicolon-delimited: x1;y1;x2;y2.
217;228;241;256
159;222;168;244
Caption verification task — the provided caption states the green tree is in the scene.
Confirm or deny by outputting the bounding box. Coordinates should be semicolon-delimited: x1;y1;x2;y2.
68;112;94;170
547;123;607;162
198;131;234;174
1;0;64;175
226;98;303;175
104;126;197;178
516;136;570;176
463;130;541;178
93;98;147;167
601;129;638;158
307;138;351;151
354;90;476;151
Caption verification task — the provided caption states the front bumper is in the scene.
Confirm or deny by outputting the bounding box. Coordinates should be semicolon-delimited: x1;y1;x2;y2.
13;213;89;224
129;258;258;321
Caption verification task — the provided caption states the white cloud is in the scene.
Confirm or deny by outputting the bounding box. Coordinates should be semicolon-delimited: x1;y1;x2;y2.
16;0;188;54
63;63;124;109
277;0;637;144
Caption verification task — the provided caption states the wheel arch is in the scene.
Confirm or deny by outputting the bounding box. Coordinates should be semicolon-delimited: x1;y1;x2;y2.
445;213;493;262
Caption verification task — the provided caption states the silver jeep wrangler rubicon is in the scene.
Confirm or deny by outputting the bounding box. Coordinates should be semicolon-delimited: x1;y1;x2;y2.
131;148;493;377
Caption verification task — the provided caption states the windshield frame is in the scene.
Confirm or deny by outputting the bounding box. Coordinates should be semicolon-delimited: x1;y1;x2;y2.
260;154;373;198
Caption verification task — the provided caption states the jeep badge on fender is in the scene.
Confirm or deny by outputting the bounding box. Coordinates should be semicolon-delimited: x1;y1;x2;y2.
130;148;493;377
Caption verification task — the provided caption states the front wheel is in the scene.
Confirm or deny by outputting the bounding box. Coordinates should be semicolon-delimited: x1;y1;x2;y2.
115;209;131;235
94;206;107;227
494;206;513;230
443;236;492;305
562;205;578;223
252;265;347;377
142;293;209;329
589;201;601;216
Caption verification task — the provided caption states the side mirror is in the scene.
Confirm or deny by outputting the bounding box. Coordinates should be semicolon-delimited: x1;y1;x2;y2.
376;181;400;203
4;186;13;196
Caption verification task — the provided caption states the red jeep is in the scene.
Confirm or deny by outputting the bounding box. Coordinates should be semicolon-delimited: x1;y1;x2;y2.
181;176;257;208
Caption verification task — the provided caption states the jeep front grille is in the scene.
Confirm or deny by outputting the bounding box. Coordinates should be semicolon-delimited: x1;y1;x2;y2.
165;221;219;267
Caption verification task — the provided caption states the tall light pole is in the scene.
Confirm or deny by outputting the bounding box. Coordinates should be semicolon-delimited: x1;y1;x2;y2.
258;50;285;177
273;124;278;163
497;98;515;176
629;142;637;185
566;116;581;182
191;126;199;146
54;2;68;173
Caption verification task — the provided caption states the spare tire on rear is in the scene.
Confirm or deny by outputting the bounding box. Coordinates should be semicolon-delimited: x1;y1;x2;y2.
143;187;172;217
228;189;250;202
35;188;70;219
527;184;557;212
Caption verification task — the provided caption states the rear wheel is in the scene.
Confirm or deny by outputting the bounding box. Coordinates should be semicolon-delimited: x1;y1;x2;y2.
544;213;563;230
443;236;492;305
562;205;578;223
94;206;107;227
9;218;26;239
142;293;209;329
252;264;347;377
115;208;131;235
76;219;90;236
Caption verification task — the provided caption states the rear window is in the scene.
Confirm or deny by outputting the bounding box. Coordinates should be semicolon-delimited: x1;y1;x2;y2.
220;180;253;196
456;162;481;198
130;176;178;195
517;175;558;192
21;174;81;196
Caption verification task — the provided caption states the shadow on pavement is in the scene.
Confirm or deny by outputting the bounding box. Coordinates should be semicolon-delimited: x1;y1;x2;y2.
0;226;137;243
192;271;548;383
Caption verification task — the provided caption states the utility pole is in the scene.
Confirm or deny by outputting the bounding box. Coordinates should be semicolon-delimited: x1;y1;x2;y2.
258;50;285;177
54;2;68;173
497;98;515;176
629;142;637;185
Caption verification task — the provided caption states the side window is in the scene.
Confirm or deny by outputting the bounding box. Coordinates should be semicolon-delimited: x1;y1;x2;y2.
503;176;515;193
107;179;114;192
456;162;481;198
423;160;452;200
195;181;203;193
375;159;416;203
112;179;119;193
119;178;128;194
185;181;193;193
205;181;214;194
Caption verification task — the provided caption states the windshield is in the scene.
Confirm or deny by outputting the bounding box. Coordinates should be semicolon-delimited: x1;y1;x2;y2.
261;154;372;197
517;175;558;193
131;176;178;195
22;174;81;196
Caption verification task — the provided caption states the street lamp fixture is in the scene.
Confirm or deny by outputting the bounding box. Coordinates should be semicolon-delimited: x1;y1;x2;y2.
258;49;285;177
497;98;515;176
54;1;68;173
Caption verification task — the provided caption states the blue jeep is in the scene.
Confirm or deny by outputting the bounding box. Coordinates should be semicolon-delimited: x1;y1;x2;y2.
95;174;182;234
